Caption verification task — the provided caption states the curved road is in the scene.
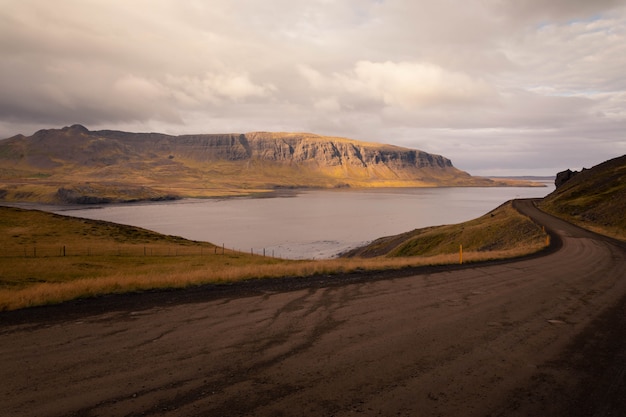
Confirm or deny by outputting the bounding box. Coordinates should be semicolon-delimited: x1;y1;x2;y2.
1;200;625;416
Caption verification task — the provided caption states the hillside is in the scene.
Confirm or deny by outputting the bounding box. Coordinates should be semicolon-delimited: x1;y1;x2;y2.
345;154;626;259
0;205;283;310
343;201;547;258
540;154;626;241
0;125;535;204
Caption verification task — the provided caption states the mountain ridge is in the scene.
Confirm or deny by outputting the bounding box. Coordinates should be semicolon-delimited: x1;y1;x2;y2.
0;125;537;204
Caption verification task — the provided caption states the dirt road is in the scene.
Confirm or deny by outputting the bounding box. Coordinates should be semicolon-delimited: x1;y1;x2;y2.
1;200;625;416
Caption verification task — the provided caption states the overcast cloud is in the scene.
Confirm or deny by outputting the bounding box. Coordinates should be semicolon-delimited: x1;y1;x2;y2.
1;0;625;175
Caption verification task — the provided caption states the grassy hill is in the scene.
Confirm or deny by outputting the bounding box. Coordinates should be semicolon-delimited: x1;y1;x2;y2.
343;201;548;259
539;154;626;241
0;206;321;311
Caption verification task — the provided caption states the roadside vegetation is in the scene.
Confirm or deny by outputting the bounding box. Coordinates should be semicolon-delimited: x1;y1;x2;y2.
0;203;549;311
343;201;547;258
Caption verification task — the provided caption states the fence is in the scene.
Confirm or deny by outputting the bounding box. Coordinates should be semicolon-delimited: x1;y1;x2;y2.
0;244;278;259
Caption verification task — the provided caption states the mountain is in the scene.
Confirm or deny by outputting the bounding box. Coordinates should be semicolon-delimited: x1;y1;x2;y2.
540;154;626;241
0;124;534;204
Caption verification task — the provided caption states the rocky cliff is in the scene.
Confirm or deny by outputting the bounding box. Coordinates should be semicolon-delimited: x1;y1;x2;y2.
0;125;506;203
39;127;456;173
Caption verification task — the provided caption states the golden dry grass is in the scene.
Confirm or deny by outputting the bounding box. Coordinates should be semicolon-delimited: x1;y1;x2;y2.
0;204;549;311
0;248;544;311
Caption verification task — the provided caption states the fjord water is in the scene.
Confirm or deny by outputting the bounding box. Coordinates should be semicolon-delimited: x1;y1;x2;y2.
53;185;554;259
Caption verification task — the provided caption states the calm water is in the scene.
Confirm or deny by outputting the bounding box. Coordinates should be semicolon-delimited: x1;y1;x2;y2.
50;185;554;259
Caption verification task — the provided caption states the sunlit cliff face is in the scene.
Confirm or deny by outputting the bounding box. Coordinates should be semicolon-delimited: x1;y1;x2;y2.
1;125;522;203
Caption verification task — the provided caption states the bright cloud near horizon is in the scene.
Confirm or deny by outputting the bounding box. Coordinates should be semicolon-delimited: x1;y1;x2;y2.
1;0;625;175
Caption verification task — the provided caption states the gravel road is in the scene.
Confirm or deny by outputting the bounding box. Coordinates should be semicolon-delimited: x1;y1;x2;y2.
1;199;625;416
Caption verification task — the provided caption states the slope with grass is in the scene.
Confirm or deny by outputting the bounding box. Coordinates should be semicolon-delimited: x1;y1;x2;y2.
540;154;626;241
343;201;548;259
0;125;539;204
0;206;284;310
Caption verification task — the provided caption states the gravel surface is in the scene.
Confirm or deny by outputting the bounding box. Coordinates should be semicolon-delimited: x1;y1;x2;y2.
1;199;625;417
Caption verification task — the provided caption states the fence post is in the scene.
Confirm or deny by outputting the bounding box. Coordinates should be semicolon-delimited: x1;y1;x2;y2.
63;245;66;257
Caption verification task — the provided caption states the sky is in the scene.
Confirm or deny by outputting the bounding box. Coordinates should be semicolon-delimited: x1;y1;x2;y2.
1;0;625;176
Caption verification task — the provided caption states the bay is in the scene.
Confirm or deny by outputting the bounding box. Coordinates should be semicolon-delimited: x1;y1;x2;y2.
49;184;555;259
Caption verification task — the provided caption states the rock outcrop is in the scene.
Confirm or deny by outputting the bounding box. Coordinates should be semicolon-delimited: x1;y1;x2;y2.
555;169;580;188
77;129;456;174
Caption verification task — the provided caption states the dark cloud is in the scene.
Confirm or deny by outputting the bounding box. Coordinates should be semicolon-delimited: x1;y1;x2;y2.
490;0;626;22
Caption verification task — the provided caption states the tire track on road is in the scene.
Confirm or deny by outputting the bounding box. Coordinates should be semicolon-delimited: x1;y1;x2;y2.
1;200;625;416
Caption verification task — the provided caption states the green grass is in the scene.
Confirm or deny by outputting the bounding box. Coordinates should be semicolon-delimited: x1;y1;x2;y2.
343;202;547;258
